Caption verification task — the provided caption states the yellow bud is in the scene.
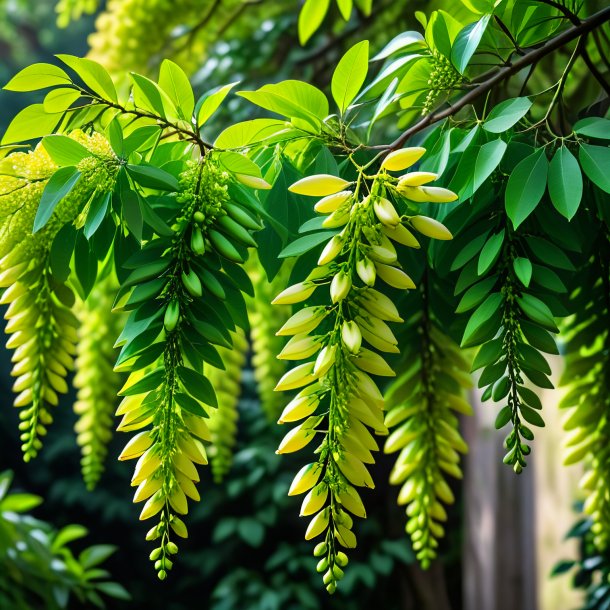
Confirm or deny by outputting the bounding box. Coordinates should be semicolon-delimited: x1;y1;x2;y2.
119;431;154;461
274;362;316;391
301;482;328;516
277;334;321;360
358;289;403;322
410;215;453;240
277;306;327;336
322;208;350;228
356;315;397;345
314;190;352;213
397;171;438;186
375;263;416;289
139;492;165;520
330;270;351;303
356;257;376;286
341;320;362;354
313;344;337;377
360;326;400;353
381;224;420;248
305;508;330;539
373;197;401;227
272;282;316;305
276;422;317;454
289;462;323;495
380;147;426;172
279;393;320;424
399;185;458;203
368;245;397;264
318;234;344;265
338;453;375;488
0;262;28;287
289;174;351;197
235;174;272;190
353;370;384;408
354;347;395;377
133;477;163;503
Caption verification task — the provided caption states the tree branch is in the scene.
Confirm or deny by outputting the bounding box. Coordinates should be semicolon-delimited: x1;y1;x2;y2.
371;6;610;151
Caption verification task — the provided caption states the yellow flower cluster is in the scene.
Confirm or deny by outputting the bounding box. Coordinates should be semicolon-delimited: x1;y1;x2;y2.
273;147;457;590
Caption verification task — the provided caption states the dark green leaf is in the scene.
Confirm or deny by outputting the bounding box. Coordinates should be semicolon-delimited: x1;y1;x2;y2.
177;366;217;408
513;257;532;287
126;164;179;191
50;223;77;283
175;392;208;418
520;405;545;427
456;275;497;313
34;166;81;232
579;143;610;194
477;231;504;275
548;146;582;220
495;405;512;429
483;97;532;133
119;368;164;396
279;232;334;258
573;117;610;139
461;292;503;347
517;294;558;332
84;191;111;240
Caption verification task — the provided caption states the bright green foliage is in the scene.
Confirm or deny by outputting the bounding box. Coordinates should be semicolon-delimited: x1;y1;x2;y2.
207;329;248;483
0;470;129;609
384;279;472;567
74;275;123;490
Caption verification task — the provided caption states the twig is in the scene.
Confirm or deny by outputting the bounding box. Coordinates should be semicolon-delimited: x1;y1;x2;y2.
370;6;610;151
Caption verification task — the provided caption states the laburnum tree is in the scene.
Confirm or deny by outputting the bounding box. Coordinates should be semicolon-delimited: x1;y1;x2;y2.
0;0;609;597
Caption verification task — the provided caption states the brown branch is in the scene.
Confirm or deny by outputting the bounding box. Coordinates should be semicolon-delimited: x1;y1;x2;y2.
371;6;610;151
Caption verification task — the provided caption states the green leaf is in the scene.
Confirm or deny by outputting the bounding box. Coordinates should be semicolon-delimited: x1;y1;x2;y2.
461;292;503;347
0;492;43;513
451;14;490;74
1;104;63;145
79;545;118;569
477;231;504;275
177;366;217;408
456;275;497;313
158;59;194;120
119;368;164;396
126;164;179;191
371;31;425;61
298;0;330;45
513;257;532;287
53;524;89;551
4;62;71;91
579;143;610;194
471;338;503;371
196;82;239;127
505;149;548;229
466;139;507;198
331;40;369;115
516;294;558;333
175;392;208;418
548;146;582;219
517;385;543;410
43;87;81;113
84;192;111;240
56;54;117;102
50;223;77;282
520;405;545;427
336;0;353;20
42;135;90;166
130;72;176;119
238;81;329;132
527;237;574;271
521;320;558;354
95;582;131;601
483;97;532;133
495;405;512;429
518;342;551;375
34;166;81;233
279;231;336;258
237;518;265;548
573;117;610;140
215;119;293;149
218;151;261;178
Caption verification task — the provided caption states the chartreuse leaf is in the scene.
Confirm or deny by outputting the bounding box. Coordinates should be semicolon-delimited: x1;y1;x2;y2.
1;104;63;145
483;97;532;133
158;59;194;120
579;144;610;194
513;257;532;287
451;14;491;74
4;63;71;91
42;135;90;166
505;149;548;229
331;40;369;115
43;87;81;113
197;82;239;127
298;0;331;45
548;146;582;220
34;166;81;233
130;72;176;119
56;54;117;102
218;151;261;178
336;0;353;20
573;117;610;139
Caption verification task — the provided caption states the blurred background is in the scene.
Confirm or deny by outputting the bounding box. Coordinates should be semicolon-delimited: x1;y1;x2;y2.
0;1;594;609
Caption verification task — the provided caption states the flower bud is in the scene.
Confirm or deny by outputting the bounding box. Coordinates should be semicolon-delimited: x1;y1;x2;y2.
276;422;317;454
397;171;438;187
341;320;362;354
358;288;403;322
277;334;321;360
272;282;316;305
289;174;351;197
318;234;344;265
356;257;376;286
313;344;337;377
368;245;397;264
235;174;272;190
381;223;420;248
276;306;327;336
410;215;453;240
380;147;426;171
356;314;397;345
289;462;323;495
354;347;395;377
322;208;350;228
330;270;351;303
314;190;352;213
399;185;458;203
373;197;401;227
274;362;317;391
278;393;320;424
375;263;416;289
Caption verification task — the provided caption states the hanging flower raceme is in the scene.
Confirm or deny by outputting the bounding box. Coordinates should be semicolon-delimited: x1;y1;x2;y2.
273;147;456;591
0;133;119;461
207;330;248;483
74;275;123;490
113;157;261;579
